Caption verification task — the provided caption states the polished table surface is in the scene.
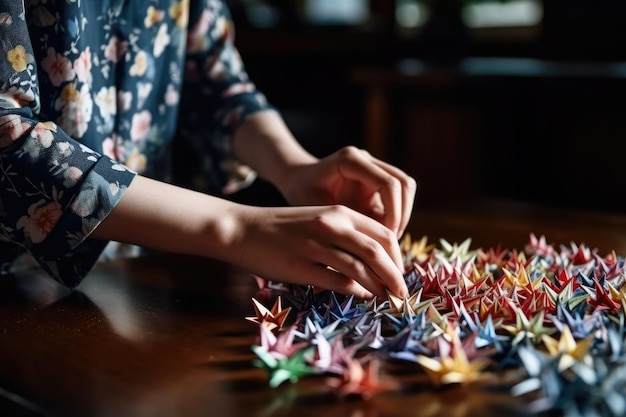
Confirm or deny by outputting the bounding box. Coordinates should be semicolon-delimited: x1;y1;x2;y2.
1;199;625;417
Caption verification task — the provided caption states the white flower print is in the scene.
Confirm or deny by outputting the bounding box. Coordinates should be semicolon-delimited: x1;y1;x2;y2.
56;141;73;157
59;84;93;138
108;182;120;196
63;166;83;187
111;163;130;172
1;0;272;288
71;188;97;218
154;23;170;58
164;84;179;106
78;143;97;154
30;121;56;148
117;91;132;111
95;86;117;121
136;82;153;108
130;110;151;142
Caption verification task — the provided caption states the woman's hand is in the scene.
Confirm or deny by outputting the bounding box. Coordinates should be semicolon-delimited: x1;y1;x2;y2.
92;176;408;300
279;146;417;239
230;203;409;300
233;112;417;238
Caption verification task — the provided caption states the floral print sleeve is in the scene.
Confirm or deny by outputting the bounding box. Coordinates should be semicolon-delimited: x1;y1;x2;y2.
177;0;276;195
0;1;136;286
1;0;274;286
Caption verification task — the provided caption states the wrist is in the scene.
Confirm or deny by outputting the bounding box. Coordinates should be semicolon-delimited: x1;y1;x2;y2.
270;157;317;199
198;199;249;264
232;111;318;191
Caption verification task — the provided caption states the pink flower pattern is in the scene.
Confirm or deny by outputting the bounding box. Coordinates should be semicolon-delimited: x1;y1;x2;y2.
41;47;75;87
0;0;272;287
17;200;63;244
73;47;92;83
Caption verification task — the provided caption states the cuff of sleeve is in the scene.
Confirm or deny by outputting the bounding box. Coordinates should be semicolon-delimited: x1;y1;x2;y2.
216;106;278;194
30;157;136;287
221;161;257;195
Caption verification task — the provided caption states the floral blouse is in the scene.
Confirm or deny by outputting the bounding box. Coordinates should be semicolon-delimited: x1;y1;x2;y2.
0;0;273;286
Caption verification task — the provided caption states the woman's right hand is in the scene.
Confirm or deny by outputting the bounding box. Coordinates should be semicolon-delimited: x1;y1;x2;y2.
229;204;408;300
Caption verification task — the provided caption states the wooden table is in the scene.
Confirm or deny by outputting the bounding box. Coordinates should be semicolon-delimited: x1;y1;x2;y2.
1;199;625;417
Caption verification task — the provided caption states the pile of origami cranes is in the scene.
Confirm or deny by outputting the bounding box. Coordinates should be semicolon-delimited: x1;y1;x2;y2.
246;234;626;417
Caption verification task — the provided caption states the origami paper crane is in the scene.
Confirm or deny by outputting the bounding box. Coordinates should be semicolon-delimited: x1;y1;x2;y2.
541;325;594;372
258;323;308;360
381;326;433;361
513;342;626;417
585;279;622;314
349;313;384;349
319;293;365;324
326;356;389;399
252;346;318;388
252;275;290;303
282;284;333;313
400;234;436;266
245;233;626;416
501;306;556;345
524;233;555;258
435;238;478;264
305;332;361;375
246;296;291;332
293;315;344;343
548;298;600;340
380;288;432;319
476;244;509;273
511;345;563;404
415;340;491;386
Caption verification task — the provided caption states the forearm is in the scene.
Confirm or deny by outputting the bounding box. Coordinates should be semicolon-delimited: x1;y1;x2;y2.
90;175;408;299
232;110;318;193
90;175;244;265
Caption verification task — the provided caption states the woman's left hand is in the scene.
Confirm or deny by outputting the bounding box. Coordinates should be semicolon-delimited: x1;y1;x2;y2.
279;146;417;238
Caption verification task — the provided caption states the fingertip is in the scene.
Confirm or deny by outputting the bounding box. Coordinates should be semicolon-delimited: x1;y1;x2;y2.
356;293;374;301
340;275;377;300
380;288;405;303
392;277;409;299
395;286;409;300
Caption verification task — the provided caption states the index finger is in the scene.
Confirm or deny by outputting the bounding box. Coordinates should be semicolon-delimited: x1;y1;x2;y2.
326;208;408;298
336;149;403;235
368;157;418;237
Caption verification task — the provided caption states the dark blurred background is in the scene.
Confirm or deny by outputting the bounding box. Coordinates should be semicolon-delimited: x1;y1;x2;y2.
226;0;626;213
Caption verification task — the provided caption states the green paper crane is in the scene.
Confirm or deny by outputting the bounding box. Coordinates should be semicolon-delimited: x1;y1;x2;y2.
252;345;318;388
